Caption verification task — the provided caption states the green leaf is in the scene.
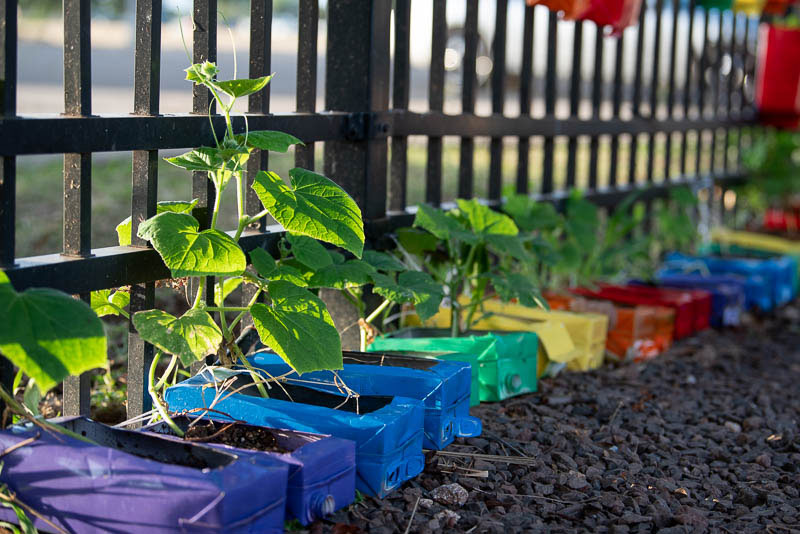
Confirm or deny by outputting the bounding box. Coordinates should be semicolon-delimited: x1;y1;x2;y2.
165;147;223;172
413;204;472;242
286;234;334;270
249;247;277;278
363;250;406;272
485;234;531;263
251;281;342;374
485;272;543;308
132;309;222;367
90;289;130;317
252;169;365;258
371;271;444;321
185;61;219;84
22;378;41;417
456;198;518;236
269;265;310;287
138;212;247;277
307;259;376;289
215;278;242;306
503;195;562;232
211;75;272;98
565;193;598;251
396;227;439;256
0;271;106;393
116;200;198;247
237;130;303;153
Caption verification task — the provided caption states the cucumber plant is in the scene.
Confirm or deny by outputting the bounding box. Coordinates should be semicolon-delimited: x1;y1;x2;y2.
122;62;365;434
397;199;544;337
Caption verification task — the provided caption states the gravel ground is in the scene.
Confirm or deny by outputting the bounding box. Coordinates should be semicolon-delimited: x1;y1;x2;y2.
312;303;800;534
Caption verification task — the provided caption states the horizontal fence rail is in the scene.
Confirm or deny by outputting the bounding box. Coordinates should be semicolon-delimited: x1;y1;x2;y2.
0;0;761;419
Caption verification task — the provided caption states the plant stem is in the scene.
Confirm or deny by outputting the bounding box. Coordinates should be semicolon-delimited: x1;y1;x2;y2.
192;278;205;309
234;348;270;398
153;354;178;392
228;288;262;332
233;172;247;241
203;306;249;312
148;352;184;437
209;174;223;230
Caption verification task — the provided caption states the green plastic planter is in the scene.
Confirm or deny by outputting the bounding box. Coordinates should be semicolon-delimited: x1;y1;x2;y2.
368;328;538;403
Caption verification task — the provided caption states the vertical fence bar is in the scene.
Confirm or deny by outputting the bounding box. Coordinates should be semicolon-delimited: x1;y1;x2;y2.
588;25;603;191
647;0;663;184
680;0;696;176
426;0;446;205
664;0;679;180
246;0;272;233
724;10;736;173
390;0;411;210
566;21;584;189
488;0;507;203
127;0;162;421
608;33;624;188
542;11;557;195
695;8;709;176
709;10;722;176
736;14;748;169
192;0;216;232
62;0;92;416
0;0;17;413
295;0;317;170
516;3;534;195
629;6;647;185
457;0;478;199
324;0;390;220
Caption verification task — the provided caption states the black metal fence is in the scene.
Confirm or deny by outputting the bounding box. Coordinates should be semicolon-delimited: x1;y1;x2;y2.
0;0;758;420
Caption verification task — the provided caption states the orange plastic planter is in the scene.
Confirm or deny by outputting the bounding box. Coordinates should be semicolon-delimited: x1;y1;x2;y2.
606;305;675;362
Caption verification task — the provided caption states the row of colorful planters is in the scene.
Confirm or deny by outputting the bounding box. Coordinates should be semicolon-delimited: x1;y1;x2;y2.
1;228;798;533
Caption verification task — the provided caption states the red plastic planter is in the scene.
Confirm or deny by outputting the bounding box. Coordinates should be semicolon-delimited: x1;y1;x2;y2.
579;0;643;35
526;0;591;19
764;208;800;233
756;24;800;128
570;285;710;340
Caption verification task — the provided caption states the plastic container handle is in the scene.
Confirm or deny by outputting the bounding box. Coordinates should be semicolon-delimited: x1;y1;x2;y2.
455;416;483;437
506;374;523;392
311;493;336;519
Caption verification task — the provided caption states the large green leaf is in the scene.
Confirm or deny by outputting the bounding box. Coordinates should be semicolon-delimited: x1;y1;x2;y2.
363;250;406;272
252;169;365;258
307;259;376;289
211;75;272;98
286;234;333;270
116;200;198;247
90;289;130;317
372;271;444;321
0;271;106;393
138;212;247;277
456;198;518;236
396;227;439;256
132;309;222;367
485;234;532;263
251;281;342;374
237;130;303;153
485;272;544;309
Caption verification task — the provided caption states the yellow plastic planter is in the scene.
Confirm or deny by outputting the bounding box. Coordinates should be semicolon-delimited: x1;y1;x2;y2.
410;299;608;375
711;228;800;256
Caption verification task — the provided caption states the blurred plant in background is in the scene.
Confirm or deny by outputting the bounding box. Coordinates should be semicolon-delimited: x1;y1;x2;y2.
738;129;800;222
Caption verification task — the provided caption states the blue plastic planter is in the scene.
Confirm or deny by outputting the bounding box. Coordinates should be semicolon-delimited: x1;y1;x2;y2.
665;252;795;308
0;416;288;534
247;351;482;450
165;369;426;498
630;278;745;327
143;416;355;525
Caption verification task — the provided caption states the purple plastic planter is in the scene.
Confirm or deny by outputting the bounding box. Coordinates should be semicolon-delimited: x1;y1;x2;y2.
0;417;288;534
143;416;356;525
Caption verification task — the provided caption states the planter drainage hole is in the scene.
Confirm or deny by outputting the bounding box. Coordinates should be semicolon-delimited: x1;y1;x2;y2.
387;466;400;484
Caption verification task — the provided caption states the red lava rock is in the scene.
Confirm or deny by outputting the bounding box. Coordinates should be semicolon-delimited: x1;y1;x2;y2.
430;483;468;507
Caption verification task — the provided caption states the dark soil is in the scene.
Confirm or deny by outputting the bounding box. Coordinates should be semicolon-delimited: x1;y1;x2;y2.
314;303;800;534
184;420;290;453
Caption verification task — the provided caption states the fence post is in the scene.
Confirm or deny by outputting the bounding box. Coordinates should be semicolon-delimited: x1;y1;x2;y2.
323;0;390;350
323;0;390;222
0;0;16;417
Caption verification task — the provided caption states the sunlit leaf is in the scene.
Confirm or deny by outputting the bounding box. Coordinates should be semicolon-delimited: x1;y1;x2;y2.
116;200;198;247
133;308;222;367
